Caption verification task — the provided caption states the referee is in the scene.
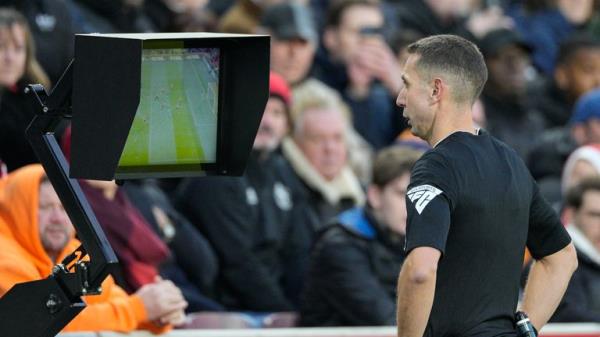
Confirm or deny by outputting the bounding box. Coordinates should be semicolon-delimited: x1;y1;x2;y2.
395;35;578;337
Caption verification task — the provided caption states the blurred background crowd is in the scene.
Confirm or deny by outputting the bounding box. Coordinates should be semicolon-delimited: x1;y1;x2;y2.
1;0;600;333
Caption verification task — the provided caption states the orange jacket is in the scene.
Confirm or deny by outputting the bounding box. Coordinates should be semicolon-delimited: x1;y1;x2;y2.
0;164;168;333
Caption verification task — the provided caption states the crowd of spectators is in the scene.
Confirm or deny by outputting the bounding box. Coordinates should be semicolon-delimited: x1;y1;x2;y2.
1;0;600;333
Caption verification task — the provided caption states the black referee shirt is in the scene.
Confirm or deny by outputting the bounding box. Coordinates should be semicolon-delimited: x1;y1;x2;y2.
404;130;571;337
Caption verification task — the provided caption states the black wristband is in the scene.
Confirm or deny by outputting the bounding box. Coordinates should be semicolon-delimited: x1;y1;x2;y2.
515;311;538;337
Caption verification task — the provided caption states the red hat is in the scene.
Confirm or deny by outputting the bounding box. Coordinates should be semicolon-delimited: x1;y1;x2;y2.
269;71;291;107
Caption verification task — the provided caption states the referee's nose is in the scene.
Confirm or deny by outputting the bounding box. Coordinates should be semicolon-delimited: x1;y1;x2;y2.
396;87;406;108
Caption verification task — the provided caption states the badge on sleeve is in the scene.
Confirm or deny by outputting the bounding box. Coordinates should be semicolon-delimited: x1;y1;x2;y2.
407;185;443;214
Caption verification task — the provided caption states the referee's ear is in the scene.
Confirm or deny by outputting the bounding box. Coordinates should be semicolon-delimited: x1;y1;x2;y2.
430;78;444;104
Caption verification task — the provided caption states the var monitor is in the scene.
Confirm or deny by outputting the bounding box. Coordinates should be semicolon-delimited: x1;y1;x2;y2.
119;46;220;170
70;33;270;180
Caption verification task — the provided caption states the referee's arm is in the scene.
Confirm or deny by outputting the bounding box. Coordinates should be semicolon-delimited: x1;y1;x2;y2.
522;182;578;331
521;243;578;331
398;177;451;337
396;247;440;337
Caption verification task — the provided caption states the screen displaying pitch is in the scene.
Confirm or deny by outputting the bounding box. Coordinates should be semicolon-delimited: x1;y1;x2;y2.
118;47;219;169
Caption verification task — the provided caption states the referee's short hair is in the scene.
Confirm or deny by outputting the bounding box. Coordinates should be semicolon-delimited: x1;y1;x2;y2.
407;34;488;105
372;146;423;188
565;177;600;210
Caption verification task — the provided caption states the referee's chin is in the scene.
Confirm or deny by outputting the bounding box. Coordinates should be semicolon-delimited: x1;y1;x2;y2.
409;126;425;141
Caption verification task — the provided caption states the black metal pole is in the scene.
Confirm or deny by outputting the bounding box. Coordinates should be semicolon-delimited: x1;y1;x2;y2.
0;60;119;337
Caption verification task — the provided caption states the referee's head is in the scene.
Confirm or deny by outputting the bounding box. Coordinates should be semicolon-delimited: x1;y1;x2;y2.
405;35;487;106
396;34;487;143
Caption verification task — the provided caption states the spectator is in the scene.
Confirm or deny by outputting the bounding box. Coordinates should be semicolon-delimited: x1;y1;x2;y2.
259;2;374;184
314;0;405;150
394;0;513;40
0;0;74;85
176;72;312;312
478;28;545;160
531;33;600;128
570;89;600;146
123;179;221;307
561;144;600;196
80;179;170;291
281;83;365;230
0;8;54;172
529;87;600;203
552;177;600;322
507;0;597;76
557;144;600;225
80;178;223;312
292;79;373;185
300;146;422;326
259;2;318;87
61;122;222;310
0;164;187;333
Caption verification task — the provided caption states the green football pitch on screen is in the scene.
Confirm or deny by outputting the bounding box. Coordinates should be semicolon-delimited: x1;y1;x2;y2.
118;47;219;168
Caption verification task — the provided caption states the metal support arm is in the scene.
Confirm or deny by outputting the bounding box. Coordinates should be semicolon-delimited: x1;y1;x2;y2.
0;60;119;337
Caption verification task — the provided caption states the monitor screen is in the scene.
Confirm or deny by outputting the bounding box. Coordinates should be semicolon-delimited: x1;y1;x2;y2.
71;33;269;180
117;45;220;172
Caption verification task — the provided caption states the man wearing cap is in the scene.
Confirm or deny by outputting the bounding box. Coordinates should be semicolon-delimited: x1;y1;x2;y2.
478;28;545;160
259;2;319;87
176;72;312;312
570;89;600;146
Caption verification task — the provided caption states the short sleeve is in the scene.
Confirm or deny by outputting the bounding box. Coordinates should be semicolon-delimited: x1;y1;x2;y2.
527;181;571;260
404;152;455;255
